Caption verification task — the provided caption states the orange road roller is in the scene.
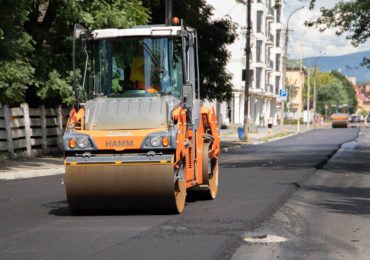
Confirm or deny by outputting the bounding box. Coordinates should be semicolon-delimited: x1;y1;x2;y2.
63;23;220;213
331;113;348;128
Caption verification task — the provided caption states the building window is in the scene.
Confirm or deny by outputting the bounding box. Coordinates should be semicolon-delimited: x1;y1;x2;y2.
266;72;271;92
266;21;271;37
267;0;273;15
266;48;271;66
275;76;280;94
276;6;281;23
257;11;263;33
275;54;281;71
256;40;262;62
276;29;281;47
256;67;262;89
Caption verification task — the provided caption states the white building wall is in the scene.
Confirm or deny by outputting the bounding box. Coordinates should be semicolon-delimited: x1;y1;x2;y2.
207;0;284;127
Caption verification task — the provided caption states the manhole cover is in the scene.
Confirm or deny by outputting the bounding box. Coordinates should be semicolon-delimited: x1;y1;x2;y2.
243;234;287;243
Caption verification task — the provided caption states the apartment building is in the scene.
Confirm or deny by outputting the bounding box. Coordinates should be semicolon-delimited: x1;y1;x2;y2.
208;0;284;127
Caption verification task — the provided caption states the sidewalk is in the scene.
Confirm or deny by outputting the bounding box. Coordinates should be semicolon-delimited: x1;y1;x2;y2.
220;123;319;151
0;156;64;180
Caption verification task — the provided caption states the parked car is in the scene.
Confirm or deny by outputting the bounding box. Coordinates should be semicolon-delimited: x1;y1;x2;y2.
348;114;362;123
348;114;364;128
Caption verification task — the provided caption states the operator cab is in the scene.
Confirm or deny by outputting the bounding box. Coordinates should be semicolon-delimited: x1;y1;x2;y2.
74;24;200;105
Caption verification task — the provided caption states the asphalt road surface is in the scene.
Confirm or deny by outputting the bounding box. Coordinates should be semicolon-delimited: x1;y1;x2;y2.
233;127;370;259
0;128;359;260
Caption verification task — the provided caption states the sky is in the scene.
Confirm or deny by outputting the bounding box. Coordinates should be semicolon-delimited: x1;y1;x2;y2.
284;0;370;59
207;0;370;59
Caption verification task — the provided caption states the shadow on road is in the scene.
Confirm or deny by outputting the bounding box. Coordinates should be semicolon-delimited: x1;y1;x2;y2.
43;197;209;216
42;200;71;216
305;184;370;215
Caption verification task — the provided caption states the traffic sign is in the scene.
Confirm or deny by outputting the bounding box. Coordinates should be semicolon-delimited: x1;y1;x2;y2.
279;89;287;97
279;89;288;101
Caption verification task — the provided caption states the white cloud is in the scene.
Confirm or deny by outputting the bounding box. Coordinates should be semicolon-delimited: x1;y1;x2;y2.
207;0;370;59
285;0;370;58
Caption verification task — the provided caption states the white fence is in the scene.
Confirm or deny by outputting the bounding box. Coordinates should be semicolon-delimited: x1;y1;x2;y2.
285;111;313;123
0;103;69;159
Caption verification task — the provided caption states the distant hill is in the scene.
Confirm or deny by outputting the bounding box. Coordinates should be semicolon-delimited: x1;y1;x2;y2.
302;51;370;84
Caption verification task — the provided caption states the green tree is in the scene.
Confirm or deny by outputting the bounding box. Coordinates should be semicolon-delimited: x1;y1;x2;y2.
0;1;35;106
0;0;149;106
143;0;237;101
315;70;357;114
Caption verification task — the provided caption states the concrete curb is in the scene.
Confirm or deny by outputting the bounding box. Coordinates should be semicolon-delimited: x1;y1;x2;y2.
0;167;64;180
221;144;245;153
221;128;315;153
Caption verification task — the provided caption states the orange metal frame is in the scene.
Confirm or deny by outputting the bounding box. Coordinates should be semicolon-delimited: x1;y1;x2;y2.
66;104;220;189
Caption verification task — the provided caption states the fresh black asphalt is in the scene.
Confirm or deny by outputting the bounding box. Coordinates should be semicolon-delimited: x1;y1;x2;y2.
0;128;359;259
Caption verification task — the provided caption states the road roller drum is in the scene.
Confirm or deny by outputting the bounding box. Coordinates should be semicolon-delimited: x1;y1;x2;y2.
66;163;186;213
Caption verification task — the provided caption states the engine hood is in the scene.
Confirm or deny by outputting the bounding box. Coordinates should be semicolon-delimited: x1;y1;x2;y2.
83;96;181;130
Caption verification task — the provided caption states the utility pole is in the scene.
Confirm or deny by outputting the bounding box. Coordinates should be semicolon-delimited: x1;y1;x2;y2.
312;51;325;126
165;0;173;25
307;68;310;127
242;0;252;142
297;43;303;133
313;65;317;126
282;24;289;126
282;6;304;126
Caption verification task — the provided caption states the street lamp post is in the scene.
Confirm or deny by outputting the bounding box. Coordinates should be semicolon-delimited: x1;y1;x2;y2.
307;68;310;127
311;51;325;127
313;51;324;116
282;5;304;126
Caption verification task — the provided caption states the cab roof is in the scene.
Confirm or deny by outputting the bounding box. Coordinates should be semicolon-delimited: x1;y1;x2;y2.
92;25;189;39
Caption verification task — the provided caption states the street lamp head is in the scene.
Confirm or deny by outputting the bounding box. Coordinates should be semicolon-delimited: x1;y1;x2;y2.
287;6;305;26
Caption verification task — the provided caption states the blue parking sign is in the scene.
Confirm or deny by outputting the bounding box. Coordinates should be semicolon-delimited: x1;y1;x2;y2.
279;89;287;97
279;89;288;101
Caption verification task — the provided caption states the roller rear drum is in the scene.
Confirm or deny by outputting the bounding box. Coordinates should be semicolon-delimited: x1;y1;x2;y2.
65;163;186;213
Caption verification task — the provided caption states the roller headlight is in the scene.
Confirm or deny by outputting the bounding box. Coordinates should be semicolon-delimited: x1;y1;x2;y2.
150;136;161;147
69;138;76;149
141;130;176;149
77;137;90;149
162;136;170;147
64;133;94;150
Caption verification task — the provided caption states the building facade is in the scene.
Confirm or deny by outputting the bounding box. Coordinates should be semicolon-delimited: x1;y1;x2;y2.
208;0;284;127
286;60;306;112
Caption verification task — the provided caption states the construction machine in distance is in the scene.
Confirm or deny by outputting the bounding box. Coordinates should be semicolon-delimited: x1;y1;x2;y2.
63;17;220;213
331;113;348;128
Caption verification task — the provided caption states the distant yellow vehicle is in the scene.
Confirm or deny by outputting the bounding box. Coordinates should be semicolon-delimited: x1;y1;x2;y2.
331;113;348;128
